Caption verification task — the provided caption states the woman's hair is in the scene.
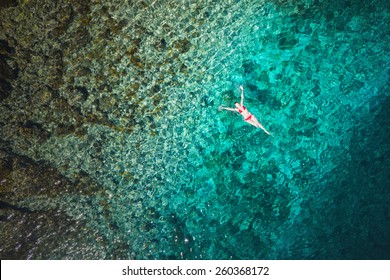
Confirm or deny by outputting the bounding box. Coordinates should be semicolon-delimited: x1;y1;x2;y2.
234;102;239;105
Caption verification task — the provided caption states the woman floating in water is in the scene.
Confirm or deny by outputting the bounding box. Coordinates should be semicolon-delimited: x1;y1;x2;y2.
218;86;271;135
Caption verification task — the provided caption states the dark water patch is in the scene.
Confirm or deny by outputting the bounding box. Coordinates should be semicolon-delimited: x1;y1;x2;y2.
290;94;390;259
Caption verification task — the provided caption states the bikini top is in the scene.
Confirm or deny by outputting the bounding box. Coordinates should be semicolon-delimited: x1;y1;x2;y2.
238;106;247;114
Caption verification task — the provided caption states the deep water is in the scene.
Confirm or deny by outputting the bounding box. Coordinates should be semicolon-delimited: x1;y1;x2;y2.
0;0;389;259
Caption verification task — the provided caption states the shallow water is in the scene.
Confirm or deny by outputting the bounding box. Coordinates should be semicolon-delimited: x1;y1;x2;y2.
0;0;389;259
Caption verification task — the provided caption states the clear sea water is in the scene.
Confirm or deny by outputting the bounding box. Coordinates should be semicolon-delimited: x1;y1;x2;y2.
0;0;389;259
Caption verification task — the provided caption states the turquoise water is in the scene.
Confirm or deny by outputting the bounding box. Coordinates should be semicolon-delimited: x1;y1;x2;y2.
0;0;389;259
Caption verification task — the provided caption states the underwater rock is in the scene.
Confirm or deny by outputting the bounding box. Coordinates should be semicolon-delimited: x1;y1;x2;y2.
75;86;90;101
152;85;161;93
19;120;51;143
154;38;167;52
0;40;18;101
278;33;298;50
257;70;270;84
174;38;191;53
242;60;255;74
0;200;33;213
0;79;12;101
0;0;18;9
0;39;15;56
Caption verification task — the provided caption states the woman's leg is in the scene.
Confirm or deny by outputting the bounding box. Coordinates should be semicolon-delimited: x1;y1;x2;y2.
246;119;258;127
250;116;271;135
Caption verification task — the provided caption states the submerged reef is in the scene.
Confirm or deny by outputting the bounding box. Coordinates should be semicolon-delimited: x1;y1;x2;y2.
0;0;389;259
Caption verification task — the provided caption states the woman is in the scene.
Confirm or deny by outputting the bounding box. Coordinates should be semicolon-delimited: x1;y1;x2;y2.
219;86;271;135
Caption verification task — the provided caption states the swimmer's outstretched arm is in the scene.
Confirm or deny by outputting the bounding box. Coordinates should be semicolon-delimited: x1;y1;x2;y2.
240;85;244;106
218;105;237;112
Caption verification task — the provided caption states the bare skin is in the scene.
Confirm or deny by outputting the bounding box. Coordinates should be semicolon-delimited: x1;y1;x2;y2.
219;86;271;135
